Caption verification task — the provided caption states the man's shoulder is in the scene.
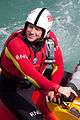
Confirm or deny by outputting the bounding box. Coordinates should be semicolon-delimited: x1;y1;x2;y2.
10;29;23;39
4;29;26;49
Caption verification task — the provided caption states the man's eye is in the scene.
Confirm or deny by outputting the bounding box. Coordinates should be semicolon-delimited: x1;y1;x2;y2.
29;25;33;28
35;27;41;31
35;28;39;31
28;24;33;28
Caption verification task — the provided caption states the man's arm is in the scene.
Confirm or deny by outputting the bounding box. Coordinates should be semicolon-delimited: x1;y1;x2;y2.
6;37;60;90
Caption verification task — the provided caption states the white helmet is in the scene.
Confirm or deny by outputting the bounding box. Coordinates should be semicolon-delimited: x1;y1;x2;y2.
26;8;53;38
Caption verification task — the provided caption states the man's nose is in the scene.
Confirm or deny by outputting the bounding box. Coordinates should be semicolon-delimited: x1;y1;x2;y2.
30;28;36;34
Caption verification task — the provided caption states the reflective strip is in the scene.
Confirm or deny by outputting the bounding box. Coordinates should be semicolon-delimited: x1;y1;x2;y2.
51;64;58;75
34;8;46;25
5;47;40;88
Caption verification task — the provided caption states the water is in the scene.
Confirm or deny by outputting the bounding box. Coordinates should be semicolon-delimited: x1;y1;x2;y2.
0;0;80;72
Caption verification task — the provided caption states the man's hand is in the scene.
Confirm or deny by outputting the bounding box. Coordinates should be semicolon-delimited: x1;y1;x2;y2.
46;86;78;103
46;91;61;104
46;91;55;102
58;86;78;98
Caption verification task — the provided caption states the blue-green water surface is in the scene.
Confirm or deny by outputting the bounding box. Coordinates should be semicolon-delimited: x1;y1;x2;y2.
0;0;80;72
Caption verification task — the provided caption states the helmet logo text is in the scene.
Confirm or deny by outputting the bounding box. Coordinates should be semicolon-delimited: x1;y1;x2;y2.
47;15;53;22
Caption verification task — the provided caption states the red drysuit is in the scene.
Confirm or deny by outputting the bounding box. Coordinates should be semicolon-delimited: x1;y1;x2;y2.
0;29;64;120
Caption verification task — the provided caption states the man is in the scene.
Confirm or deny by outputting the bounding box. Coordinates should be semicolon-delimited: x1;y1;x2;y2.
0;8;77;120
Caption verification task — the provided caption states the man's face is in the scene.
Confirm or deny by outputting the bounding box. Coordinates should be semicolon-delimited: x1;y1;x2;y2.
26;23;43;42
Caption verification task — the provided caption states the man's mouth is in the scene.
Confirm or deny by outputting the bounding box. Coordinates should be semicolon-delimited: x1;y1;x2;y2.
28;35;35;39
28;33;35;39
